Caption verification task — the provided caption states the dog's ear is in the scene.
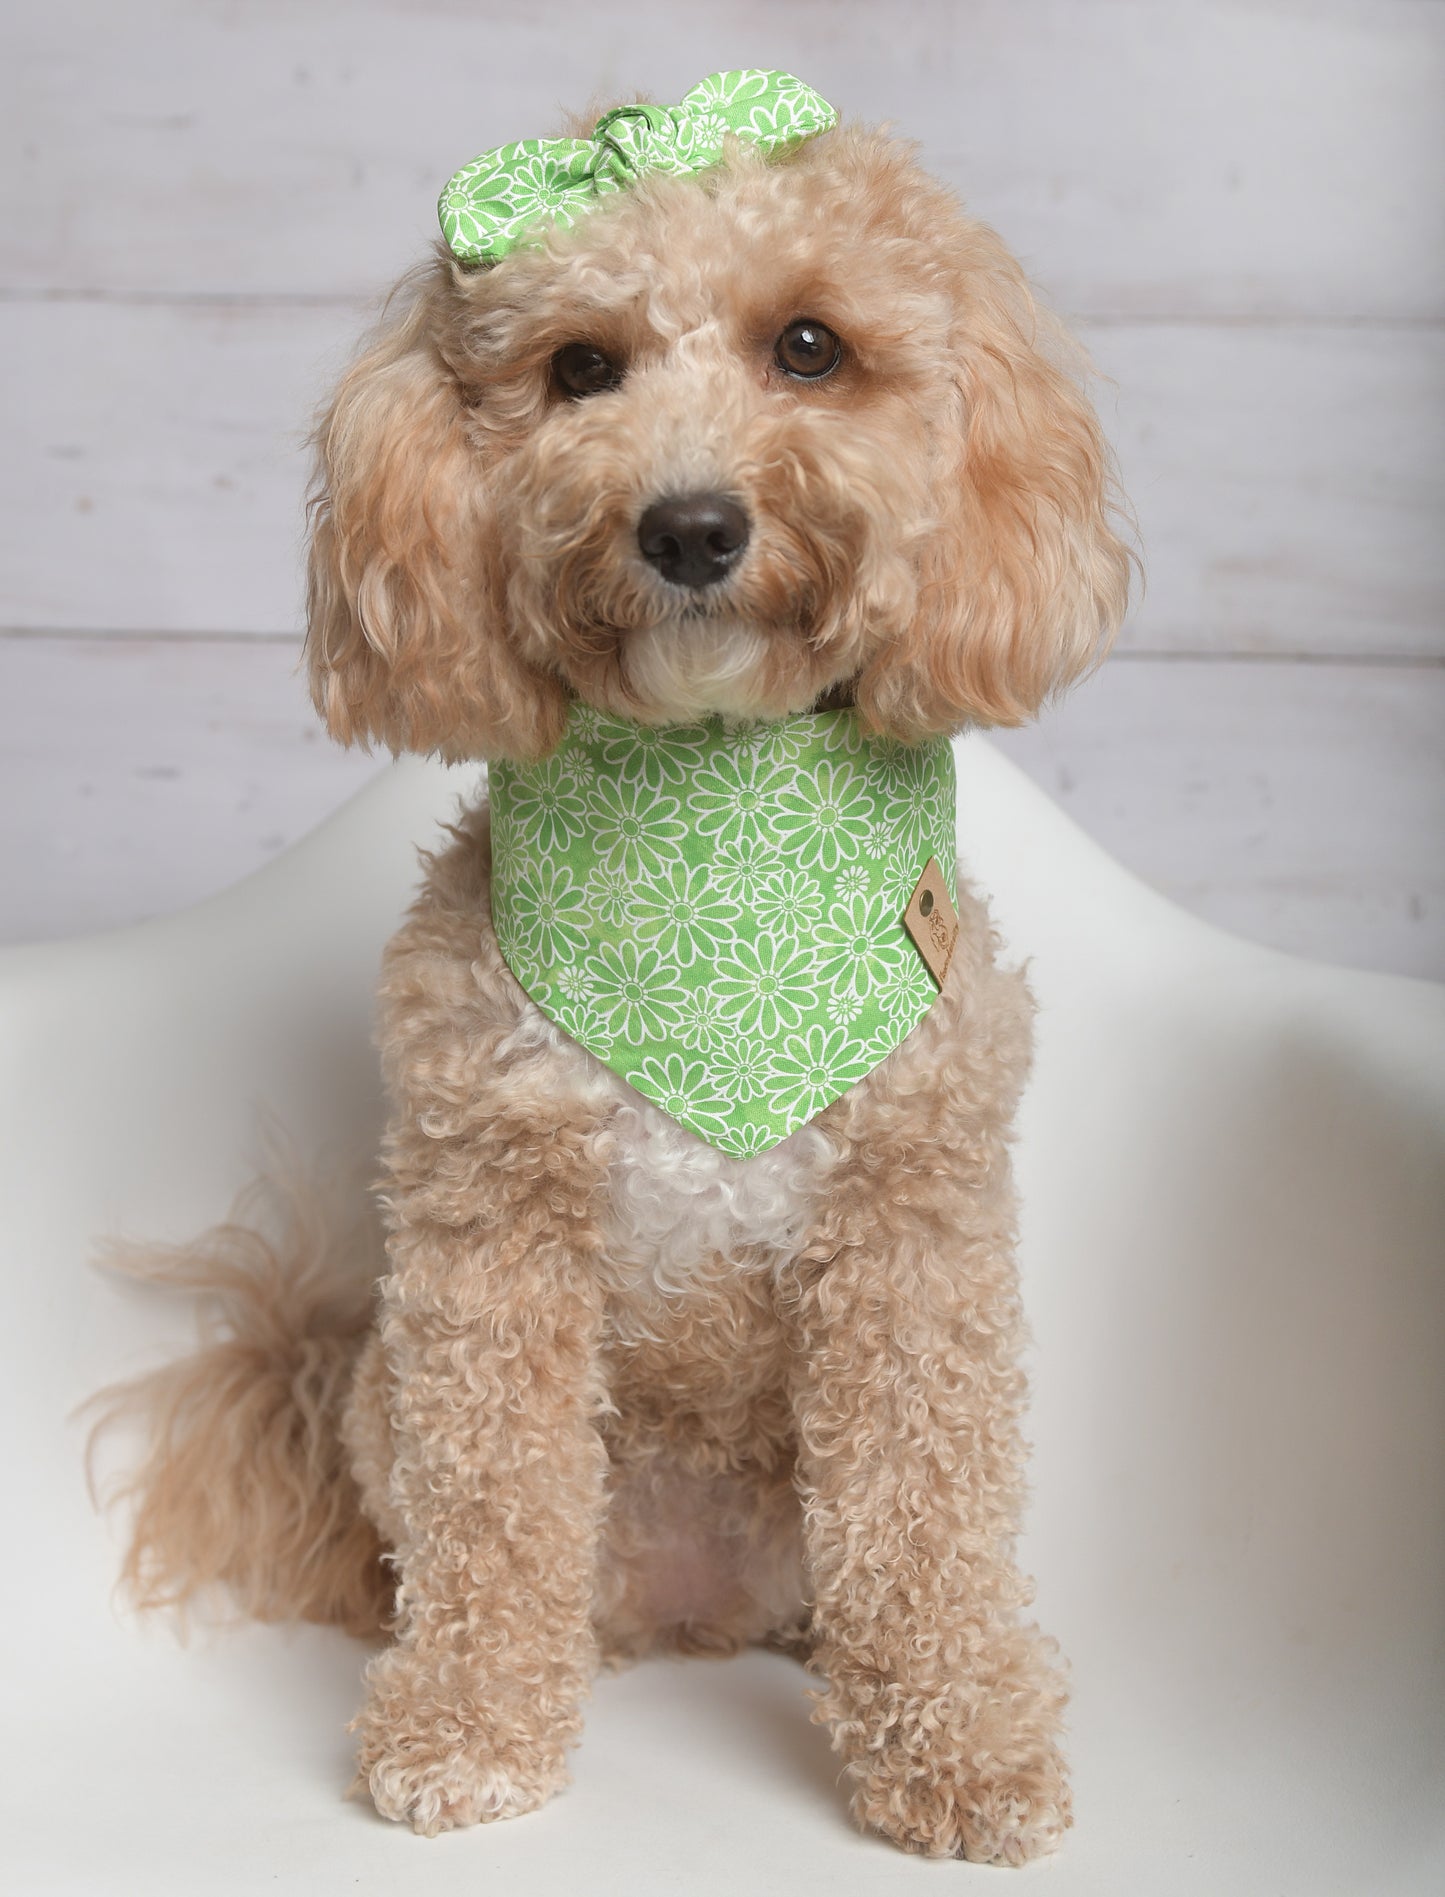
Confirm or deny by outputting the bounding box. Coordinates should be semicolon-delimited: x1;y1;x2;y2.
305;278;567;762
855;226;1133;738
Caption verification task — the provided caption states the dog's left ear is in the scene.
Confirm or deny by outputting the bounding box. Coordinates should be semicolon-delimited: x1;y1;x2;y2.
855;227;1133;738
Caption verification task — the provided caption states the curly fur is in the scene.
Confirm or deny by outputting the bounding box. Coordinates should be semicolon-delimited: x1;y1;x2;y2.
97;106;1132;1865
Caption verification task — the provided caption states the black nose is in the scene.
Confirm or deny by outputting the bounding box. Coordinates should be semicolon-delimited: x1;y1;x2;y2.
637;493;750;589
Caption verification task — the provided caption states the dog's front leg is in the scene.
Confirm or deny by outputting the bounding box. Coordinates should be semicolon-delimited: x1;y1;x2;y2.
355;1109;610;1835
785;1140;1070;1866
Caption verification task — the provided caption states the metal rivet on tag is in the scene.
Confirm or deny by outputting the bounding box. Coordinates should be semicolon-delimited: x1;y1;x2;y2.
919;890;934;916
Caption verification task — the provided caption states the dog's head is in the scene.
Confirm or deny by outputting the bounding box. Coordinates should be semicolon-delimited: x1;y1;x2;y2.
307;121;1132;761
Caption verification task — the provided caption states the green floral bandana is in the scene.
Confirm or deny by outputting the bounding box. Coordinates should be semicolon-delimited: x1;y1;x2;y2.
439;70;837;265
489;707;957;1156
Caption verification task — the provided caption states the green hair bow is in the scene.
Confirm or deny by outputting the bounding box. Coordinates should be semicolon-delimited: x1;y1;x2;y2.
438;69;837;266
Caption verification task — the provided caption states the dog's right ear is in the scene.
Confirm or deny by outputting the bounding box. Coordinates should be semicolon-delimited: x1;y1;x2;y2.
305;278;567;762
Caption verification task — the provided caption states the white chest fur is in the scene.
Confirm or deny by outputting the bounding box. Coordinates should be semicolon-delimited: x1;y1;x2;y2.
528;1004;836;1295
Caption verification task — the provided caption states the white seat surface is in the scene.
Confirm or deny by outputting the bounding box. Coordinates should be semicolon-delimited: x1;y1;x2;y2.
2;738;1441;1895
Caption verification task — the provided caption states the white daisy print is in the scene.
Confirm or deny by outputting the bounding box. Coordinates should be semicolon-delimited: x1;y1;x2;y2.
713;832;779;900
492;858;588;965
879;848;923;912
753;866;824;938
589;777;688;880
828;988;864;1029
852;1019;909;1077
690;747;790;843
554;994;607;1051
816;889;914;999
712;936;817;1038
585;862;634;928
771;759;876;872
883;745;956;844
874;952;935;1023
568;701;606;745
766;1024;862;1121
710;1038;773;1103
632;862;742;967
556;963;593;1006
601;717;708;791
677;987;726;1050
498;753;590;854
588;940;687;1046
729;714;815;769
628;1054;732;1140
714;1118;777;1156
564;745;597;789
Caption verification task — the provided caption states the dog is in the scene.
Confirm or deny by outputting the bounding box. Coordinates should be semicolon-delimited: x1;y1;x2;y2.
94;72;1131;1865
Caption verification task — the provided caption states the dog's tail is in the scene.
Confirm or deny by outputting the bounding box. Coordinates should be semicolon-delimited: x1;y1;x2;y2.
86;1168;392;1638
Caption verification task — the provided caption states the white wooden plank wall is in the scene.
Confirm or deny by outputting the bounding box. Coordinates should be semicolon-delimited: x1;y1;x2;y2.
3;0;1442;974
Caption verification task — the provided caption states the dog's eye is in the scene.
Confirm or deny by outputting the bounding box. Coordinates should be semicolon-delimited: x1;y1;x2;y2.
552;342;624;399
774;319;842;381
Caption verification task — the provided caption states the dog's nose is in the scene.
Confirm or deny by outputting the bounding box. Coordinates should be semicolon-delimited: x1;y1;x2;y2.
637;493;750;589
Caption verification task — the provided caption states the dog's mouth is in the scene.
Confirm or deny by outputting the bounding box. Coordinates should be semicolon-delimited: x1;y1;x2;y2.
614;615;798;722
672;595;719;623
526;598;826;726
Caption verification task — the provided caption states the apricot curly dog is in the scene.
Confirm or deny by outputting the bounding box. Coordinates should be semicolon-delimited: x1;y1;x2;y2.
94;72;1131;1865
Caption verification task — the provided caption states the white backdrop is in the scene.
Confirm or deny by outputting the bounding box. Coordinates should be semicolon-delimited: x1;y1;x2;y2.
3;0;1443;971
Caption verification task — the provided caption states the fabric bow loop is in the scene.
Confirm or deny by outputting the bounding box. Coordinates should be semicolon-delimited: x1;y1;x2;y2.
438;69;837;266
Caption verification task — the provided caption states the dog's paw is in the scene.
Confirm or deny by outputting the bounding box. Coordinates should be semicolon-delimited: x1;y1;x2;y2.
352;1652;570;1836
361;1736;563;1836
850;1745;1072;1865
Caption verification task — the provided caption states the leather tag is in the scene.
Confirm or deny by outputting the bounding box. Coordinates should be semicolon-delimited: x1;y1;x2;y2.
902;858;960;989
